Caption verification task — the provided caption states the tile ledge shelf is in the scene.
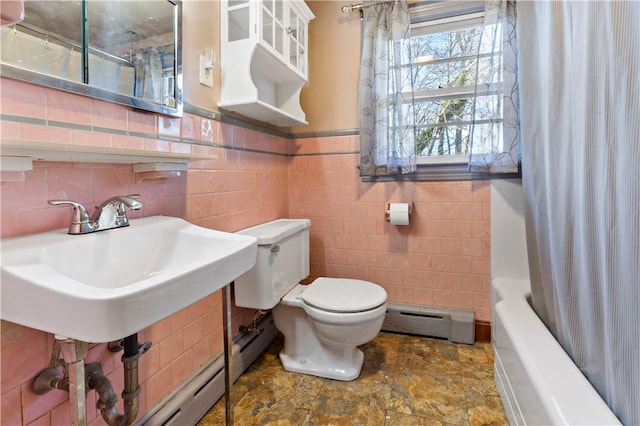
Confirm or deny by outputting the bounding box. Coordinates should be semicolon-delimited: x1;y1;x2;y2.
0;138;216;176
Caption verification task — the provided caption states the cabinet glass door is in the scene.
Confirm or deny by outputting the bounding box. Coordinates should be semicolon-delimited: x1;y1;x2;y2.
228;1;250;42
288;6;306;75
274;1;284;57
261;0;286;59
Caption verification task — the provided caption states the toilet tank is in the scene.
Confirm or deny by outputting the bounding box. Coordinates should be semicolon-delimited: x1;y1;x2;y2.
234;219;311;310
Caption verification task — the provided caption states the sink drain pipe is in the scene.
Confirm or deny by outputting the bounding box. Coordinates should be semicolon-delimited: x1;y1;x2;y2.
33;334;150;426
87;333;151;426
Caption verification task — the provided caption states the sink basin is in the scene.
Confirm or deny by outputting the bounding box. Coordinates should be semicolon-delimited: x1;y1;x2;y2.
1;216;258;342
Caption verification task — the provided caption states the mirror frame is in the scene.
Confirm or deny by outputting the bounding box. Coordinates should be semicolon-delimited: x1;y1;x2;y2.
0;0;183;117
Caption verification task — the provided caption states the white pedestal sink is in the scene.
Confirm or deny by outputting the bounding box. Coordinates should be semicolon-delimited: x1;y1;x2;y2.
0;215;258;342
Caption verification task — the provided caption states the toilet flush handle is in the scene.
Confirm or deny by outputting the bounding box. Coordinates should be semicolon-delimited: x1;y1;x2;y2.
270;245;280;253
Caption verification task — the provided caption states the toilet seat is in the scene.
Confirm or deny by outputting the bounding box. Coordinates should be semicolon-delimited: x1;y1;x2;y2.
301;277;387;313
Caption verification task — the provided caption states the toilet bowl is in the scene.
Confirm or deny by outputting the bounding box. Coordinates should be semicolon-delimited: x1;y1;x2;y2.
274;278;387;380
234;219;387;381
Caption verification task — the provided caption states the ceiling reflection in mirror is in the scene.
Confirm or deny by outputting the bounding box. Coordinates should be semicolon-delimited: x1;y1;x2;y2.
0;0;182;117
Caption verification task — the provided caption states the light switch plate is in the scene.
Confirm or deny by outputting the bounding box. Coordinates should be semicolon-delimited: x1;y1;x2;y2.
199;54;214;87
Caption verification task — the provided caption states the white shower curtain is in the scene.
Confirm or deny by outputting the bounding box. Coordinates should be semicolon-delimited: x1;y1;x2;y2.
518;2;640;424
89;55;135;96
1;26;82;82
133;47;163;104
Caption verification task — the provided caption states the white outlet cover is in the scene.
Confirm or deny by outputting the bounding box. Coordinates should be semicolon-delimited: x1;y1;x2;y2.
199;54;214;87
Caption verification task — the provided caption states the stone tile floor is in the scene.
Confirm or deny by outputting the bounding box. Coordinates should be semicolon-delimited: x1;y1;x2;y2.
197;332;508;425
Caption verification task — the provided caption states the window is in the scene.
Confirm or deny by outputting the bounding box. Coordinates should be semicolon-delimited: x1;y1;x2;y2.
358;0;520;181
409;2;498;167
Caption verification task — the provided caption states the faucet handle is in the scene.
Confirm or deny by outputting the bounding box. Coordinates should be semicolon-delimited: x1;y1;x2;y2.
48;200;91;222
48;200;95;234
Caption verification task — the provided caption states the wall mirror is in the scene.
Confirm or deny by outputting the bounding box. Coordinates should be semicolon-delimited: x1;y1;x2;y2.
1;0;183;117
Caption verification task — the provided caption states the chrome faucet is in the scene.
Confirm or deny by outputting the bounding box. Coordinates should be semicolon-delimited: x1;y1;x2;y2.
48;195;143;235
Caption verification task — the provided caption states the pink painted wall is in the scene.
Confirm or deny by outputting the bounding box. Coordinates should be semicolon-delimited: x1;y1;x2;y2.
1;76;490;424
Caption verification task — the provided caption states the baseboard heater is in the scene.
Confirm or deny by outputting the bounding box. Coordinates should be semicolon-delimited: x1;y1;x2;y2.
382;302;475;344
134;313;279;426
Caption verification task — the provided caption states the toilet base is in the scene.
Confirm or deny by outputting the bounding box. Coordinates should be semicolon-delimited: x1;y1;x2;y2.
273;301;369;381
279;347;364;381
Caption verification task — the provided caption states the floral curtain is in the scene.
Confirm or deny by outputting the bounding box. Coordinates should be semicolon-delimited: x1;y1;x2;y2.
468;0;520;173
358;0;416;177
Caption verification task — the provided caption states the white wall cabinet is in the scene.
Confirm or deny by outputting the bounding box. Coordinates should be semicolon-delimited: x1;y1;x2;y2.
219;0;314;127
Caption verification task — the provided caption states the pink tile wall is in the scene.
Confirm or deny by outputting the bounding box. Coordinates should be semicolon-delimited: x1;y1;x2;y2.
289;136;492;322
1;77;492;425
0;80;288;425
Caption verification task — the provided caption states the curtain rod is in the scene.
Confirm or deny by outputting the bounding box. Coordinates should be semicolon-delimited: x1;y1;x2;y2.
341;3;366;13
341;1;398;14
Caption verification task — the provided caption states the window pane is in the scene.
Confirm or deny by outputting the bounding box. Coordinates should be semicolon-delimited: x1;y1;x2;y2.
412;55;496;93
415;93;501;157
413;59;474;91
416;121;501;157
414;97;475;126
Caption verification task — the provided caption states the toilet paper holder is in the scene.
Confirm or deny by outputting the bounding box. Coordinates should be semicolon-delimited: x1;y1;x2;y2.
385;202;411;223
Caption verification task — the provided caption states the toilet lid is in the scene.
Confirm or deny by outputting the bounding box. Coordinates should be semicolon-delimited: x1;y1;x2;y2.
301;278;387;313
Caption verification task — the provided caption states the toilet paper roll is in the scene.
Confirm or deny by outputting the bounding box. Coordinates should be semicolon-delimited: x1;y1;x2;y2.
388;203;410;225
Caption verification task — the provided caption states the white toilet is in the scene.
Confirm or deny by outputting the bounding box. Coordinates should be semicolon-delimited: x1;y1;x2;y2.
234;219;387;381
